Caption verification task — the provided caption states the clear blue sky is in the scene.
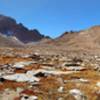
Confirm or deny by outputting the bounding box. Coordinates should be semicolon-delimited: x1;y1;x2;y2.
0;0;100;38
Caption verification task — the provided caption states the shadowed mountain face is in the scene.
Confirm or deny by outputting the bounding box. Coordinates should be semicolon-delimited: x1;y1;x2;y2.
0;15;45;43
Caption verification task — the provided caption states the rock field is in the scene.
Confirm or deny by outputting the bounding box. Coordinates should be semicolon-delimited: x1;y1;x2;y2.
0;48;99;100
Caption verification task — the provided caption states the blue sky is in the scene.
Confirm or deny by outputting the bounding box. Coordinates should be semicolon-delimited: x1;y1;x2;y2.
0;0;100;37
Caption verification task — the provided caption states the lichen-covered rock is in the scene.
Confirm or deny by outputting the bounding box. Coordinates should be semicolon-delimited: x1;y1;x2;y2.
3;73;40;82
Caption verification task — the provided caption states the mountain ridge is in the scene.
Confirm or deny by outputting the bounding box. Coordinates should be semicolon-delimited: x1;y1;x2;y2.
0;14;47;43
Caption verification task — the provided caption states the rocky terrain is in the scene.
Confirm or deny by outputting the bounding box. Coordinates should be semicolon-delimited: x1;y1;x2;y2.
0;50;99;100
0;15;100;100
28;25;100;56
0;47;99;100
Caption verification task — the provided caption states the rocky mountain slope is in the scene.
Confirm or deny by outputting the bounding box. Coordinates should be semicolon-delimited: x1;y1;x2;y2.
0;33;24;47
31;25;100;55
55;25;100;49
1;14;100;54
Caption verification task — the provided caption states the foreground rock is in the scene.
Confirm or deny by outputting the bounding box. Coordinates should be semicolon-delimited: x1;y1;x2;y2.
0;50;99;100
3;71;40;82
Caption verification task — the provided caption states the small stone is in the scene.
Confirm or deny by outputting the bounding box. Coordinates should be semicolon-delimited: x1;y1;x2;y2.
29;96;38;100
96;82;100;87
57;97;64;100
58;86;64;93
69;89;87;100
13;61;34;68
